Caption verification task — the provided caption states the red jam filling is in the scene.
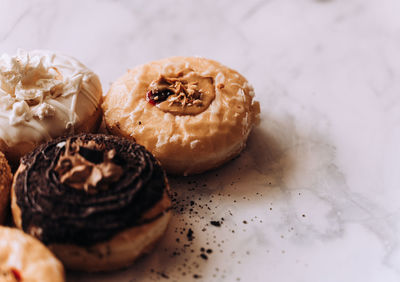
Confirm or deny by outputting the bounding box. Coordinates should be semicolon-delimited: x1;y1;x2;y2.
146;89;173;106
11;268;22;281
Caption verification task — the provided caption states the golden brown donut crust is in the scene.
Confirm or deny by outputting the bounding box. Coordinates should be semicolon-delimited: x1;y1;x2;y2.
0;226;65;282
0;151;12;225
49;198;171;272
102;57;260;175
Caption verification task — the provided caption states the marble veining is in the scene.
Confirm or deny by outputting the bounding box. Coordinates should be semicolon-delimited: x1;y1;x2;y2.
1;0;400;281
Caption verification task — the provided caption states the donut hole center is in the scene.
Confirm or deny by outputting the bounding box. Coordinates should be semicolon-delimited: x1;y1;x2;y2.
79;146;104;164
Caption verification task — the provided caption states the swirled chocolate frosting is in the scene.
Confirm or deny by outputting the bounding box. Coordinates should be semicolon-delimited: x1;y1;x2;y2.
14;133;168;246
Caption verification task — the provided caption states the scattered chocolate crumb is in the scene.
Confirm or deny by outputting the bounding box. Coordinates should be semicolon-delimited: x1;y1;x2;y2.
210;221;221;227
302;214;306;217
152;270;169;279
149;174;269;280
159;272;169;279
187;228;194;241
138;121;142;125
200;253;208;260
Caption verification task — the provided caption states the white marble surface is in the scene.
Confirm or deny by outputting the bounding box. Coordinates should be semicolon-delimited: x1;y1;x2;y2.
1;0;400;281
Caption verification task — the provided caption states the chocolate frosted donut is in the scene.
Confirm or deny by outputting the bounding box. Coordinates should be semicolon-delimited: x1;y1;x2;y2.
12;133;172;272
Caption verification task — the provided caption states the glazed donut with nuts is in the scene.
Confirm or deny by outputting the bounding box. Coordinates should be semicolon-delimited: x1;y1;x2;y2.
102;56;260;175
11;133;172;272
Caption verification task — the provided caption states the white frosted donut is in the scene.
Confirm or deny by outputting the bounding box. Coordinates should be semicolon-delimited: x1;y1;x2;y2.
0;49;103;166
0;226;65;282
102;56;260;175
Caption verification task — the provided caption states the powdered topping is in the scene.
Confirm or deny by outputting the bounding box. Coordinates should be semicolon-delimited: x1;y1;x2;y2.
147;68;215;115
0;49;89;126
55;139;123;194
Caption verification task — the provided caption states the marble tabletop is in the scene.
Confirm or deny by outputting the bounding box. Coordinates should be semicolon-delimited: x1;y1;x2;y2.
1;0;400;281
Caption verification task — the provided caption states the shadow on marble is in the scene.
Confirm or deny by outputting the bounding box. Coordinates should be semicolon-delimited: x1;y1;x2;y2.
168;120;295;197
67;214;211;281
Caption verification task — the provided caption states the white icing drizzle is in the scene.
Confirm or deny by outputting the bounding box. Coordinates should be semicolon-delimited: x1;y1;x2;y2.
0;49;102;147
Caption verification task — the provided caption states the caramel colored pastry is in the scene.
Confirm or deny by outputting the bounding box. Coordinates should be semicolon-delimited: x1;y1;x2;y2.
0;49;103;166
12;133;171;272
0;151;12;225
0;226;65;282
102;56;260;175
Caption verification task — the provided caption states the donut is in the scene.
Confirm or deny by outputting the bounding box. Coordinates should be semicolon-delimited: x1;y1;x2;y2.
102;56;260;175
0;226;65;282
11;133;172;272
0;151;12;224
0;49;103;166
